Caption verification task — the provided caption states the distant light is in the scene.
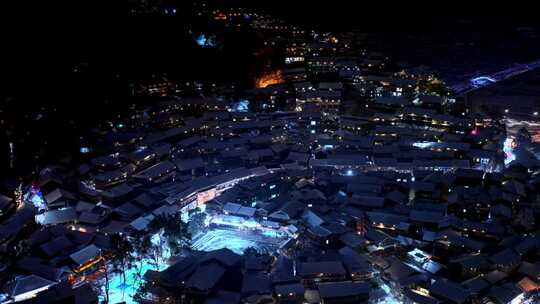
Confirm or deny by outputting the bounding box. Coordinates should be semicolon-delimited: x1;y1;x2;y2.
196;34;207;46
346;169;354;176
195;33;217;48
534;112;539;116
172;8;177;14
470;76;496;87
412;142;435;149
80;147;90;154
503;137;516;166
504;109;509;113
231;99;249;112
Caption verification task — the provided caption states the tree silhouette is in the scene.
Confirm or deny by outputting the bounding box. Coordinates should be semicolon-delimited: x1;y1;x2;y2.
130;229;153;287
110;233;136;300
187;208;207;238
149;213;191;256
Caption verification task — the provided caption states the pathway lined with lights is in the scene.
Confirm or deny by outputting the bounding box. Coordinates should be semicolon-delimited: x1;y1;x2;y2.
451;58;540;93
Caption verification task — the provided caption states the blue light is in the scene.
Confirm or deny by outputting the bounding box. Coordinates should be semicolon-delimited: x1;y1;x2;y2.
231;99;249;112
196;34;207;47
195;33;217;48
470;76;496;87
412;142;435;149
26;190;46;211
503;137;516;166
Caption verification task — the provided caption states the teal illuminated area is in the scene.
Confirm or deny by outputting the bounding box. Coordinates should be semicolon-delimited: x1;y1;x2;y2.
102;210;292;303
101;233;172;304
104;258;165;304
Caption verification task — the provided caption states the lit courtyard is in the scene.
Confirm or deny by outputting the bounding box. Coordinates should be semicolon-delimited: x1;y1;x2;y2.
191;226;290;254
191;214;292;254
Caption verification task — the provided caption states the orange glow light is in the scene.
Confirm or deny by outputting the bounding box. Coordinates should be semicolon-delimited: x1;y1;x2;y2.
256;70;284;88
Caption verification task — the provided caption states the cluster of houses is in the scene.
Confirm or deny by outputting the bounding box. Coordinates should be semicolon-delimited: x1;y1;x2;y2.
0;87;539;303
1;4;540;304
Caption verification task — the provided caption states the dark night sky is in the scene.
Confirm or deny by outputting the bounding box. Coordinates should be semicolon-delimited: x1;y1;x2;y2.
2;0;538;111
211;1;538;29
4;0;537;75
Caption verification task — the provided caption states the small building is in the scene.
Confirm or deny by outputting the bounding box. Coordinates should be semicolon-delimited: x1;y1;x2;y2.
297;261;347;285
4;275;57;303
69;244;103;275
317;281;370;304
